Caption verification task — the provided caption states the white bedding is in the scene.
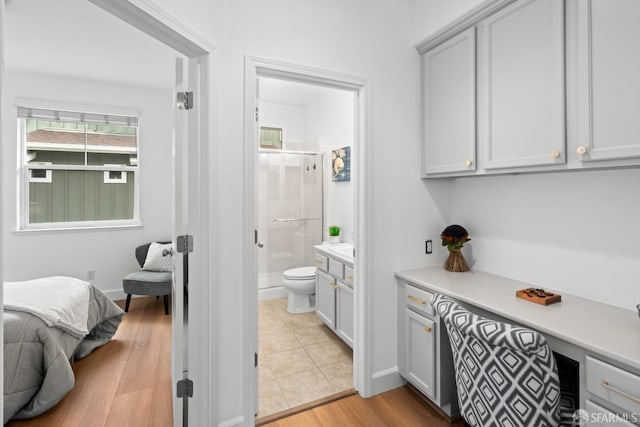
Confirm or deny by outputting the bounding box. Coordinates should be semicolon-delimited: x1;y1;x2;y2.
4;276;90;338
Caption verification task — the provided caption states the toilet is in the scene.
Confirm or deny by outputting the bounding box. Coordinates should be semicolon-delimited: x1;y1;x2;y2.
282;266;317;313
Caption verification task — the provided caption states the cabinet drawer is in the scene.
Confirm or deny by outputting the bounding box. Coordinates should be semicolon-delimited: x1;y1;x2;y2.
328;258;344;279
585;400;636;426
314;253;328;272
404;284;434;316
586;357;640;417
344;266;354;286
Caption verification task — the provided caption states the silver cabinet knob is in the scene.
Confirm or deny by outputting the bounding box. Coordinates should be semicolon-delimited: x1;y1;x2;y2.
257;242;264;248
577;146;588;155
549;150;561;159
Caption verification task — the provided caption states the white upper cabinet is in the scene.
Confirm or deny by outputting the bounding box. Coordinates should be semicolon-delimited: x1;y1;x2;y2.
479;0;566;170
421;27;476;176
576;0;640;162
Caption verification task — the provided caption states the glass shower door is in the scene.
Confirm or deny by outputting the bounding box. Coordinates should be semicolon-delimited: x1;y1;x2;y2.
258;152;323;289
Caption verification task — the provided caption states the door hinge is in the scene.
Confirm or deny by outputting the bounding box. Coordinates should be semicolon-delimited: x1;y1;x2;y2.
177;378;194;398
177;91;194;110
177;235;194;254
255;352;258;367
255;106;259;122
254;229;258;245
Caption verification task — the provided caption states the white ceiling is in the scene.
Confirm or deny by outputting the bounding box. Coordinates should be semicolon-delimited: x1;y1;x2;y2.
4;0;180;89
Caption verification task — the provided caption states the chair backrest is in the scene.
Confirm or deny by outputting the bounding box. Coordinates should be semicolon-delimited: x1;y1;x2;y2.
134;241;172;268
433;293;560;427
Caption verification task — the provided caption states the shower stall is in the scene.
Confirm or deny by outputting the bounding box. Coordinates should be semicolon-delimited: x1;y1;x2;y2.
258;151;324;293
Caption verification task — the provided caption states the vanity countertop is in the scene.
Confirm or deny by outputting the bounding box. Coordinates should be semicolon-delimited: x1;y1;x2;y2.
314;243;354;266
395;266;640;373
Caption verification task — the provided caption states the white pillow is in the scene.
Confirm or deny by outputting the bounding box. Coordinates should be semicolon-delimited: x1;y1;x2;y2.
142;242;174;272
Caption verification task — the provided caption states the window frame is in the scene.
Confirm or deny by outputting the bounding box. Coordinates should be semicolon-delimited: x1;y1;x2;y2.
16;99;142;231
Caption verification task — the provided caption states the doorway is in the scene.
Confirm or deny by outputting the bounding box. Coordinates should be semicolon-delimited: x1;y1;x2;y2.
243;56;373;422
255;77;356;418
0;0;214;425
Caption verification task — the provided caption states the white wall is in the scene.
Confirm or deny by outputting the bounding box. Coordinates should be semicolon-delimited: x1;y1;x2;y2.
204;0;441;423
449;170;640;311
410;1;640;312
259;101;305;149
2;70;174;299
305;90;355;243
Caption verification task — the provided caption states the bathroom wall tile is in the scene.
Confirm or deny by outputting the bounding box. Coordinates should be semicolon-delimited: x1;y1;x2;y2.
292;323;335;347
304;338;352;367
266;348;316;378
277;369;335;408
320;359;353;391
259;329;301;355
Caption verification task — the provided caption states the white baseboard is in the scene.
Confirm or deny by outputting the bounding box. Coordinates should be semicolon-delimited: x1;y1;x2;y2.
371;366;405;396
218;416;245;427
258;286;288;301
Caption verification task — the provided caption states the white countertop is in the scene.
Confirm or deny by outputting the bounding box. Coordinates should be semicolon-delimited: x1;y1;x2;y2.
314;243;354;266
395;267;640;372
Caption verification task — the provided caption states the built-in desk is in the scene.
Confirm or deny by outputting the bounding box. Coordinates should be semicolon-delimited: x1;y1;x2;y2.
395;267;640;425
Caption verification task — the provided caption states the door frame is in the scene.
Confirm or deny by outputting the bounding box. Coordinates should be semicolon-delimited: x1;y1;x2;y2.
0;1;217;425
243;56;374;420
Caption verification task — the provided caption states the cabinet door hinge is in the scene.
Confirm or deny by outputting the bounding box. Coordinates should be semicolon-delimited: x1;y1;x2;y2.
177;91;194;110
255;352;258;367
177;235;194;254
177;378;194;398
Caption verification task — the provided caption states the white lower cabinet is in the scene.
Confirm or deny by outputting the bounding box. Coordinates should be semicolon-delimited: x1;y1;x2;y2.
398;281;459;418
316;270;336;330
314;249;354;348
404;308;436;400
336;281;354;348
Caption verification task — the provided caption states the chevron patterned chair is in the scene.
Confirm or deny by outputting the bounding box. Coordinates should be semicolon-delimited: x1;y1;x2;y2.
433;293;561;427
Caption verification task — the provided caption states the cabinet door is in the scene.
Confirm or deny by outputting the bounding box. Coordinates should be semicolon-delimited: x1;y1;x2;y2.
576;0;640;162
404;308;437;400
315;270;336;329
480;0;565;169
422;27;477;175
336;281;354;348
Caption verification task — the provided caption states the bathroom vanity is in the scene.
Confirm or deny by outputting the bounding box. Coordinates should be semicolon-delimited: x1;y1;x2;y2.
314;244;354;348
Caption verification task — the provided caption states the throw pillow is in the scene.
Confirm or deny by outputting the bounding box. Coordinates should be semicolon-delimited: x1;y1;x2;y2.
143;242;174;272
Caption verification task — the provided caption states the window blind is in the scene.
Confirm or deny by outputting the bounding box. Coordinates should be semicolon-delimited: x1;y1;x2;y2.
17;107;138;127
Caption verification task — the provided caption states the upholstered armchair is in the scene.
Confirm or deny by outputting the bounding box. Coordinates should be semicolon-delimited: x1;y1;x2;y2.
122;242;173;315
433;293;561;427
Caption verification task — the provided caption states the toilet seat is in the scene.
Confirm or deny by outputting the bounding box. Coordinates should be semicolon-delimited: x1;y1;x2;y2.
283;266;316;280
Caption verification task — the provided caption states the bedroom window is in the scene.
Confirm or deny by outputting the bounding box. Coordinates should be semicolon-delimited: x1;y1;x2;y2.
18;104;140;230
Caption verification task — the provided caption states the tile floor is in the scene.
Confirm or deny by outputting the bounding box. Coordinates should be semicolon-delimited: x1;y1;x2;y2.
258;298;353;418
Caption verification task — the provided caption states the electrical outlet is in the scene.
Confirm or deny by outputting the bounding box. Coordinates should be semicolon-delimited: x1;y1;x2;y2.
87;269;95;281
425;240;433;254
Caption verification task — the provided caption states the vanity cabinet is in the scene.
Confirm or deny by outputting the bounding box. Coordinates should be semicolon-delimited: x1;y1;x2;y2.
397;281;458;417
421;27;476;176
575;0;640;164
336;281;354;348
316;270;336;330
314;248;354;348
479;0;565;170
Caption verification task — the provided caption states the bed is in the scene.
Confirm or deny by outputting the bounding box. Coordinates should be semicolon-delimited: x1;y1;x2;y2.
3;276;124;423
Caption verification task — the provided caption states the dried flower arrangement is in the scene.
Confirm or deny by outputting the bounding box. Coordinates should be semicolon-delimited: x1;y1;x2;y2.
441;224;471;272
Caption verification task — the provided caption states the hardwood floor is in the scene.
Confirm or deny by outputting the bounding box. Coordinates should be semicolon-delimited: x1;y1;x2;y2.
7;296;172;427
263;386;465;427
